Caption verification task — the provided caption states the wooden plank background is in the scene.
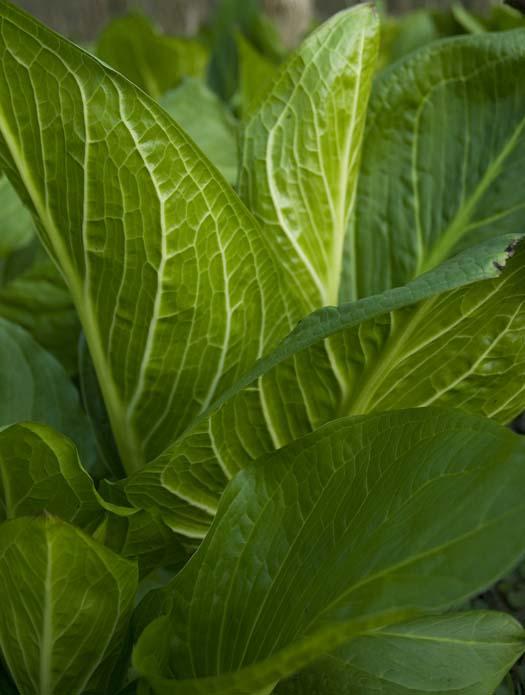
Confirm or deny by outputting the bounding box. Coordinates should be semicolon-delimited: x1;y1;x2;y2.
13;0;493;41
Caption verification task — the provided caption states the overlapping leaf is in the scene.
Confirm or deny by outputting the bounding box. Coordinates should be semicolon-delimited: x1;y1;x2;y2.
134;409;525;694
0;1;305;474
276;612;525;694
345;28;525;300
0;422;102;528
127;237;525;535
0;317;95;468
0;516;138;695
0;251;80;373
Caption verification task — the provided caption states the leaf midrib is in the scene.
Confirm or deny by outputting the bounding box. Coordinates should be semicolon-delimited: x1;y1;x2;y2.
0;24;140;473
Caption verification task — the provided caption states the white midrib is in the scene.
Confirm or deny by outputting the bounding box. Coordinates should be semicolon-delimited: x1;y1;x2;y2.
39;532;53;695
0;107;141;475
329;27;367;307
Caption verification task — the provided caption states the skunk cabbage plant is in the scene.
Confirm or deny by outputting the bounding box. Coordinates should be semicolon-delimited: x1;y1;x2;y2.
0;1;525;693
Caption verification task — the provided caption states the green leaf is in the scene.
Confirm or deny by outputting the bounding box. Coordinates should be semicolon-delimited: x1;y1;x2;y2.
96;14;207;99
240;4;379;308
126;237;525;536
237;34;279;118
277;612;525;694
96;507;187;579
0;174;33;257
0;662;18;695
78;335;123;481
0;422;102;529
0;250;80;374
0;317;95;469
160;79;239;184
346;29;525;300
0;1;300;475
134;409;525;694
0;516;138;695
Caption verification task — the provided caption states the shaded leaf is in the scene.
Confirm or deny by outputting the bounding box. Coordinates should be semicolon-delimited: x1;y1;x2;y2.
0;317;95;470
346;29;525;300
126;237;525;536
0;516;138;695
134;409;525;694
0;422;102;529
277;612;525;695
0;251;80;373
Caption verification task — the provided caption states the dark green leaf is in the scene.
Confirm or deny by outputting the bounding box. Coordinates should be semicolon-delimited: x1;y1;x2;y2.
0;516;138;695
134;409;525;694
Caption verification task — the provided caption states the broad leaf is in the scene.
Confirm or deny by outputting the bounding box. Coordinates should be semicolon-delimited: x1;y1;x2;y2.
160;79;239;184
237;34;279;118
96;14;207;99
346;29;525;300
0;317;95;468
0;174;33;257
240;4;379;308
0;251;80;373
0;516;138;695
134;409;525;694
277;612;525;694
0;2;303;474
0;422;102;529
126;237;525;536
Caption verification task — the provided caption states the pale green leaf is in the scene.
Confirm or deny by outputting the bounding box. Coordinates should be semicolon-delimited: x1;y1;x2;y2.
126;237;525;536
134;409;525;694
96;13;207;99
0;317;95;469
0;422;102;529
277;612;525;694
0;2;300;475
240;4;379;308
345;29;525;300
160;79;239;184
0;516;138;695
0;174;33;257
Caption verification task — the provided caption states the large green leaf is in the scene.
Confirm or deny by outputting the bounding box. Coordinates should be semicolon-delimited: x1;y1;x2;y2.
277;612;525;694
240;4;379;309
0;317;95;468
0;422;102;529
96;14;207;99
346;29;525;300
0;516;138;695
134;409;525;694
160;79;239;184
0;250;80;374
126;237;525;536
0;1;302;474
0;174;33;257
